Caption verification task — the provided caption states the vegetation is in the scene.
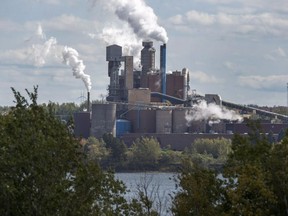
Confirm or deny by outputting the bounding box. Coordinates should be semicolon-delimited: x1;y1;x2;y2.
2;86;288;215
172;122;288;215
184;137;232;170
0;87;155;215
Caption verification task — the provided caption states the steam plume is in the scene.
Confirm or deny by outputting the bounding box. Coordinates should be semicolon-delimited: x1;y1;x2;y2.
99;26;142;66
62;46;92;92
29;24;92;92
185;100;242;125
32;37;57;67
92;0;168;43
113;0;168;43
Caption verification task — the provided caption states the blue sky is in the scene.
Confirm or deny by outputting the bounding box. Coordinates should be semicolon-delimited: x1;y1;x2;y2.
1;0;288;106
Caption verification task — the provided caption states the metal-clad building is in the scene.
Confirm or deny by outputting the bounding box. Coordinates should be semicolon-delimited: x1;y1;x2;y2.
127;109;156;133
156;110;172;133
172;109;190;133
90;103;116;138
74;112;90;139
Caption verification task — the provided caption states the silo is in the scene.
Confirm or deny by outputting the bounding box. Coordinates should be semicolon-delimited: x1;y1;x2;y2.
116;119;131;138
90;103;116;138
156;110;172;133
127;109;156;133
141;41;155;74
172;108;189;133
74;112;90;139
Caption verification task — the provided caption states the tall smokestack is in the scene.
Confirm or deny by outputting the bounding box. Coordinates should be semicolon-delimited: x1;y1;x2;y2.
160;44;167;101
87;91;90;113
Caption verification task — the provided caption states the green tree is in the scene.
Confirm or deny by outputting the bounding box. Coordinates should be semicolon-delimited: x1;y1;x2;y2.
83;136;110;164
172;121;288;216
172;159;224;216
129;137;161;170
102;133;128;170
0;87;130;215
185;138;232;170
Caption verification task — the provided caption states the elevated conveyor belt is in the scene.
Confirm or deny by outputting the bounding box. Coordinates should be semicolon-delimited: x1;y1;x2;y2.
150;92;186;105
222;100;288;121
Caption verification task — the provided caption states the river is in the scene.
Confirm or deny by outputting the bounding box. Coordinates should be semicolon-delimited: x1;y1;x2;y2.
115;172;178;216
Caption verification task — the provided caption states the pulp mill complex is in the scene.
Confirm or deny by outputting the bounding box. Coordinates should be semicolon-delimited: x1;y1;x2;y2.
74;41;288;150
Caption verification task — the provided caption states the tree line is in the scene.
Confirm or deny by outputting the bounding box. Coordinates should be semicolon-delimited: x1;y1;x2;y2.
1;86;288;215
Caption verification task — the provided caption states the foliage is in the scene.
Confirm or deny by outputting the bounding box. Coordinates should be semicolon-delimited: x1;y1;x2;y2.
172;120;288;216
82;136;110;164
159;149;182;171
185;138;232;170
128;137;162;170
172;160;225;216
102;133;128;170
0;87;132;215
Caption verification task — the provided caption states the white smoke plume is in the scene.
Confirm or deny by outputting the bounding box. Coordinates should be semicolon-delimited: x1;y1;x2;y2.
185;100;243;126
31;37;57;67
99;26;142;67
35;23;45;40
62;46;92;92
29;24;92;92
92;0;168;43
114;0;168;43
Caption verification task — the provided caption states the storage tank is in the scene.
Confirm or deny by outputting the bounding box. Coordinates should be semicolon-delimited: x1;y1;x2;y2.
127;109;156;133
156;110;172;133
90;103;116;138
74;112;90;139
172;108;190;133
116;119;131;138
141;41;155;74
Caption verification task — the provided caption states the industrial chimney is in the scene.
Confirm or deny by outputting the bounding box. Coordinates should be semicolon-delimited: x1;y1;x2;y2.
160;44;167;100
87;91;90;113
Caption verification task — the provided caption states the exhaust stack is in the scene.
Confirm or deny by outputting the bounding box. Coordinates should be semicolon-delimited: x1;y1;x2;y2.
160;44;167;101
87;91;90;113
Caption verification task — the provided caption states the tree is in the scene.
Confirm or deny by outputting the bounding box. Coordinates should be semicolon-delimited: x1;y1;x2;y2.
102;133;127;169
172;120;288;216
83;136;110;164
172;159;224;216
129;137;161;170
185;138;232;170
0;87;130;215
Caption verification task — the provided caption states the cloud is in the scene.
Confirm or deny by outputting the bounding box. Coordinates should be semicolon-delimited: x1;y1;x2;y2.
190;70;222;84
195;0;288;13
168;15;183;25
38;14;98;32
169;10;288;36
0;19;22;32
238;74;288;91
265;47;287;61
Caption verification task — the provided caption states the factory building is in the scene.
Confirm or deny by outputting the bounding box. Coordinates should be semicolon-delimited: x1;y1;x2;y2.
73;40;288;150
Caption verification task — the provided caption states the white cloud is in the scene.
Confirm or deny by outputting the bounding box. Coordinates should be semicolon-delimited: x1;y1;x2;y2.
37;14;99;32
224;61;236;70
265;47;287;61
238;75;288;91
169;10;288;36
168;15;183;25
0;19;22;32
190;70;222;84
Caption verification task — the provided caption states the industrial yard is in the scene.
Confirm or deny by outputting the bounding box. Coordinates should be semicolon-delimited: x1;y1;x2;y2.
74;41;288;149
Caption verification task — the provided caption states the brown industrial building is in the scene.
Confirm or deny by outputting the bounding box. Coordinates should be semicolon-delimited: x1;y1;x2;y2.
73;40;288;150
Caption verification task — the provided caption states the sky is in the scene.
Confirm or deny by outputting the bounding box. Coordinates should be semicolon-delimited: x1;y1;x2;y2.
1;0;288;107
